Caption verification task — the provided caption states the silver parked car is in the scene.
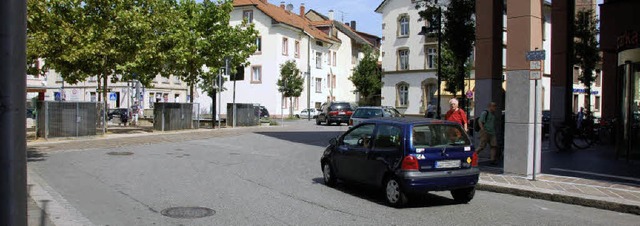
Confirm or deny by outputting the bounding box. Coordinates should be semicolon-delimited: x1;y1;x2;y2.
349;106;402;127
295;108;320;119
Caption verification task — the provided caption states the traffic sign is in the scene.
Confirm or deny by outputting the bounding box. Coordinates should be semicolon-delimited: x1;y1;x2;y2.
526;50;546;61
530;61;542;70
109;92;117;101
530;71;542;80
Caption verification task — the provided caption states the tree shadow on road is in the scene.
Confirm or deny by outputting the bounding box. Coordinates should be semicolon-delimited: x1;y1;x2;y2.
27;147;48;162
255;131;344;148
311;178;462;208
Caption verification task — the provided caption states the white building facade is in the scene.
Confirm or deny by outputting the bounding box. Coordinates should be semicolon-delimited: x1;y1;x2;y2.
195;0;376;118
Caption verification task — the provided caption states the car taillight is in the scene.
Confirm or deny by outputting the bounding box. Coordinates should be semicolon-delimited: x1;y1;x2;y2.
349;119;353;126
471;152;479;167
329;111;338;116
401;156;419;171
346;111;353;116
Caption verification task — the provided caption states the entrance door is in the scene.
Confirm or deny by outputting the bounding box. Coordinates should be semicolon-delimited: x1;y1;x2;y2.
619;61;640;160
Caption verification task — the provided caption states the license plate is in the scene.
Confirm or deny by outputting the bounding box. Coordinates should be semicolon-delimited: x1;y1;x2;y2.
435;160;461;169
339;112;345;115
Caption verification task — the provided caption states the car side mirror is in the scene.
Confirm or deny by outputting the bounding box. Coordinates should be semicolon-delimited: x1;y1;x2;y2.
329;137;337;146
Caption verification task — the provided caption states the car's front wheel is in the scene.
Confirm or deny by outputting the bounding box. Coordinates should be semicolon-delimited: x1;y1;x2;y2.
322;162;337;187
384;177;408;208
451;187;475;203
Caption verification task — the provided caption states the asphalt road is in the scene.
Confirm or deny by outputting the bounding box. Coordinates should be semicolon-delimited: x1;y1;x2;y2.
28;120;640;226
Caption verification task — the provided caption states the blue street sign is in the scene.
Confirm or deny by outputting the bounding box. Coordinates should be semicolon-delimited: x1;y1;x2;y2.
109;92;117;101
526;50;546;61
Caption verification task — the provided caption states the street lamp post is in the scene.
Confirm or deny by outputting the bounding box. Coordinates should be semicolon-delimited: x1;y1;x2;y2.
419;1;442;119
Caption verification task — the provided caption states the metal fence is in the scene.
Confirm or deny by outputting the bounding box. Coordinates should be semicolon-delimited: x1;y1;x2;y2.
153;103;200;131
36;101;104;139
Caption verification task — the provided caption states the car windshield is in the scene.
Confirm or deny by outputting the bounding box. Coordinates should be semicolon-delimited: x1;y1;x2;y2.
352;108;383;118
412;124;471;147
330;103;352;111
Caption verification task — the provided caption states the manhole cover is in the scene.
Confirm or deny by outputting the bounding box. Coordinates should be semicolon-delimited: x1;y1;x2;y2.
107;151;134;156
161;207;215;219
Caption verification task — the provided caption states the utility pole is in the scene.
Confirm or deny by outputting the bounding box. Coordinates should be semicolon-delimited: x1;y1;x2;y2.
1;0;27;225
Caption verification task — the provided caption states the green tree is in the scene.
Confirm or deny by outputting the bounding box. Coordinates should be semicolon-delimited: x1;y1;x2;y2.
574;9;601;118
349;45;382;106
277;60;304;117
417;0;475;103
196;0;258;122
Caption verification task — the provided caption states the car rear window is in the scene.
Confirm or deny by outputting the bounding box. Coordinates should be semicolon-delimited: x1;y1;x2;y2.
330;103;352;111
352;108;383;118
412;124;470;147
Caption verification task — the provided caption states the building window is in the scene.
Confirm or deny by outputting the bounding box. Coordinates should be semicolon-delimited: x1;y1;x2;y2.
397;83;409;107
316;52;322;69
243;10;253;23
426;47;436;69
294;41;300;58
294;97;299;110
282;38;288;56
327;74;331;87
399;49;409;70
595;96;601;111
315;78;322;93
573;67;579;84
332;74;336;89
90;92;96;102
595;70;601;87
327;51;332;66
149;92;155;108
173;75;181;84
332;52;337;66
398;15;409;37
251;66;262;83
256;37;262;53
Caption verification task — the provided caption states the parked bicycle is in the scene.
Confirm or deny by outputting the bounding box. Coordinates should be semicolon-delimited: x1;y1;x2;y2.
554;115;599;151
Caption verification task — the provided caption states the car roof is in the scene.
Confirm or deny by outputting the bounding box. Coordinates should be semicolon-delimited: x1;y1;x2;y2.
363;117;459;126
355;106;385;110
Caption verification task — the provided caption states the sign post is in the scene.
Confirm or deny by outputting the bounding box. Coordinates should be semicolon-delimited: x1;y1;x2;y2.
526;49;544;181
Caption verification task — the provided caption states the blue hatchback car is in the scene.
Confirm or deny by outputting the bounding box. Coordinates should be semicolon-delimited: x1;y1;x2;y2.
321;118;479;207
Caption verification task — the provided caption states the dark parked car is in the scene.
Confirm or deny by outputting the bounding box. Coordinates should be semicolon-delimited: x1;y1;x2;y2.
320;118;479;207
316;102;355;126
259;106;270;118
349;106;402;127
107;108;129;121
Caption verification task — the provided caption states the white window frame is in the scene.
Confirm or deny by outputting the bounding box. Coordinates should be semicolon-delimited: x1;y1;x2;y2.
315;78;322;93
251;66;262;84
316;52;322;69
282;38;289;56
397;83;409;107
243;10;253;23
427;47;436;69
399;15;409;37
399;49;409;70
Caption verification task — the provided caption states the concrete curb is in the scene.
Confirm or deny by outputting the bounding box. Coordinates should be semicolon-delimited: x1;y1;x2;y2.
477;182;640;215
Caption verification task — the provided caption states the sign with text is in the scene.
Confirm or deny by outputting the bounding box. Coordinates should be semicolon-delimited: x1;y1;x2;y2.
526;50;546;61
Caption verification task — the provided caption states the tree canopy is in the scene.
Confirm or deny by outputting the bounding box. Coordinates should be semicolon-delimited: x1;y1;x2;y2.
349;45;382;106
574;9;600;115
277;60;304;117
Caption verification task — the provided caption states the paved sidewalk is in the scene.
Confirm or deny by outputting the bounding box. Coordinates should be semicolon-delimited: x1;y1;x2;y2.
477;165;640;215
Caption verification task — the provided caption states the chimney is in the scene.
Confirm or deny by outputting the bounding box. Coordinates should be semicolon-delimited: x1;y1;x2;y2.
350;21;356;30
300;3;305;17
328;10;334;21
280;2;285;9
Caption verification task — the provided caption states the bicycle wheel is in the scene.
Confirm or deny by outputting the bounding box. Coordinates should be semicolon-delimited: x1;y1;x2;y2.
554;128;571;151
572;132;591;149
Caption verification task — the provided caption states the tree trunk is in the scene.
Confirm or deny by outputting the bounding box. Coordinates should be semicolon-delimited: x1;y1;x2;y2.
585;70;592;120
289;96;293;118
189;83;194;103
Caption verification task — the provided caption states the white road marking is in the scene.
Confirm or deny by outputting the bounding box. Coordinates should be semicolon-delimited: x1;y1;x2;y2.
28;168;95;226
550;168;640;183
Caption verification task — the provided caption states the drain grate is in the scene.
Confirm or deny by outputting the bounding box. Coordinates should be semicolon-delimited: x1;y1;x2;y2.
161;207;215;219
107;151;134;156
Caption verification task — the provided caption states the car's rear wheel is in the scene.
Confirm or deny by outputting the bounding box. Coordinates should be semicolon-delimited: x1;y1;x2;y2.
322;162;337;187
325;118;331;126
316;117;321;125
384;177;408;208
451;187;475;203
